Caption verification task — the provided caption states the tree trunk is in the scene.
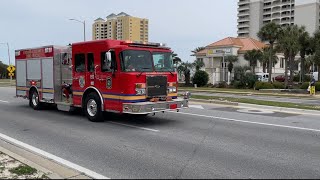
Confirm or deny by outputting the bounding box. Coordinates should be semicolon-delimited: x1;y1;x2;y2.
318;66;320;83
284;57;289;89
301;55;305;82
263;63;266;73
268;44;273;82
290;54;295;85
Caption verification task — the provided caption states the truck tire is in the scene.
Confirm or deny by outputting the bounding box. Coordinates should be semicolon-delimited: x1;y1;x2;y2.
29;90;42;110
84;93;104;122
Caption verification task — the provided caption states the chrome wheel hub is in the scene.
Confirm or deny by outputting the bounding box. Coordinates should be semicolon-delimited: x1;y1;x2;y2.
87;99;97;117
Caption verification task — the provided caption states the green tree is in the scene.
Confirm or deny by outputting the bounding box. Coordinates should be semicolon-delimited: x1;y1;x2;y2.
0;61;8;79
172;51;182;69
193;58;205;71
177;62;193;85
298;28;312;82
244;49;263;74
277;25;302;86
257;22;281;82
225;55;238;73
260;47;278;74
192;70;209;87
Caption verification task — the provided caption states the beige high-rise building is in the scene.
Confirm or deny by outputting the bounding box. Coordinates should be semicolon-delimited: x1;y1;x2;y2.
92;12;149;42
237;0;320;39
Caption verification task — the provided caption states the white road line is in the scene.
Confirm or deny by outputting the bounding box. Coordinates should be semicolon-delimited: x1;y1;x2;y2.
0;133;109;179
173;112;320;133
109;121;159;132
0;100;9;103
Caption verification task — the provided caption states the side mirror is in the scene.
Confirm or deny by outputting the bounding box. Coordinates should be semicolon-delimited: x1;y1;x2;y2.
105;52;112;62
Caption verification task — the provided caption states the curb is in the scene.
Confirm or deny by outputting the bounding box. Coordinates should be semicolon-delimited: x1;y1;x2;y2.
190;98;238;106
0;139;92;179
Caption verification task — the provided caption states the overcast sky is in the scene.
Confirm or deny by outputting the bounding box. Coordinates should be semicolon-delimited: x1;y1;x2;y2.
0;0;237;65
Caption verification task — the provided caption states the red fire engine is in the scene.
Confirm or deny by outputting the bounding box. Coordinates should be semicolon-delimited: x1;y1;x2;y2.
15;40;189;122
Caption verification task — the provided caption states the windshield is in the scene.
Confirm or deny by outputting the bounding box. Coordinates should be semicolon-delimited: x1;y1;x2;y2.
153;52;174;72
121;50;153;72
120;50;174;72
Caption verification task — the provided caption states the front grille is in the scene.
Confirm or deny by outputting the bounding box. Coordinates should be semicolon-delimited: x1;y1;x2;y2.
147;76;167;97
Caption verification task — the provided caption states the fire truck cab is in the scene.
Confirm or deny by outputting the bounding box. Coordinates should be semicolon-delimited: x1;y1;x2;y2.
15;40;189;122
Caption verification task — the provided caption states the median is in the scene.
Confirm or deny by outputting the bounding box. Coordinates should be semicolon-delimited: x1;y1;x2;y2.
186;94;320;111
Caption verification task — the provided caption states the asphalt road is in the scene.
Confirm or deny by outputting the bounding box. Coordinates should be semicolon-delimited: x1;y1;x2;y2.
1;87;320;178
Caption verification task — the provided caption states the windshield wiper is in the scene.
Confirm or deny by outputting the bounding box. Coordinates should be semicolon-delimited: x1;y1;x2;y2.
137;67;151;77
159;68;174;76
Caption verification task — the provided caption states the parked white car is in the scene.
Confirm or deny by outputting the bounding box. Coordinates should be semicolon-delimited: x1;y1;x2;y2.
256;73;269;82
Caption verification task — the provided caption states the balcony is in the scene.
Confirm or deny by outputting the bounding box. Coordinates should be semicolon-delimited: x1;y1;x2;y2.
238;5;250;11
237;28;250;34
272;12;281;18
238;10;250;16
237;16;250;23
238;0;249;6
237;22;250;28
272;6;281;12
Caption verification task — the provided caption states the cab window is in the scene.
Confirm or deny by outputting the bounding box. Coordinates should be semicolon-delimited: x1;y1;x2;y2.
75;54;85;72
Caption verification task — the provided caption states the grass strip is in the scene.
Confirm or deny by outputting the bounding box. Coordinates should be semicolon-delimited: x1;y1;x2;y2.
189;94;320;111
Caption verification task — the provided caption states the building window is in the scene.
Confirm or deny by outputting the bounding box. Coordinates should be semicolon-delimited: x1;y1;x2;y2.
280;58;284;68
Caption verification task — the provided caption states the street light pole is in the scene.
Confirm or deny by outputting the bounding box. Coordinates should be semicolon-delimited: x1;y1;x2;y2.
69;19;86;41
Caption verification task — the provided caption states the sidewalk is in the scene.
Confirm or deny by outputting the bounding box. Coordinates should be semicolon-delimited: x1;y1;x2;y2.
0;138;91;179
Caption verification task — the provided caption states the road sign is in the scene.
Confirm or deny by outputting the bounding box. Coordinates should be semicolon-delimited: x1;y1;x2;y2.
7;65;15;73
8;72;14;77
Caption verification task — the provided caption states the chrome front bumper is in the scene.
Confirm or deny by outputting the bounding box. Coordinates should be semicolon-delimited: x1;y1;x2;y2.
122;98;189;114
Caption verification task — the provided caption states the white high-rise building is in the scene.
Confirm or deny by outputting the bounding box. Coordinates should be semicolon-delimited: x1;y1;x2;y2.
237;0;320;39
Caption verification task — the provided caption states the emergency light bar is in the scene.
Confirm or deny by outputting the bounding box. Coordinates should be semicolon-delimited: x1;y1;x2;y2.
121;40;170;49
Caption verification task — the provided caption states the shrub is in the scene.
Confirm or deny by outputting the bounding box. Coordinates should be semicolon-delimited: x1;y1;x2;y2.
294;74;312;82
244;73;258;89
192;70;209;87
216;82;227;88
300;82;309;90
255;82;274;90
316;82;320;91
272;81;285;89
232;81;243;89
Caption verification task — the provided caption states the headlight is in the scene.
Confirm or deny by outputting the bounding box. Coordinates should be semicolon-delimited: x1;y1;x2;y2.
168;87;177;93
136;88;146;95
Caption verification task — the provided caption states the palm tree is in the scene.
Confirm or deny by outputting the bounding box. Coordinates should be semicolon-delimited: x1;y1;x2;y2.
191;47;206;55
298;28;311;82
193;59;205;71
257;22;281;82
261;47;278;74
225;55;238;73
177;62;193;85
244;49;263;74
277;25;303;86
172;51;182;69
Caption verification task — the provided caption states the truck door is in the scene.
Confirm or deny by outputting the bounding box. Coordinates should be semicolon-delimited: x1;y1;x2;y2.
73;53;86;105
97;50;120;111
86;53;95;88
